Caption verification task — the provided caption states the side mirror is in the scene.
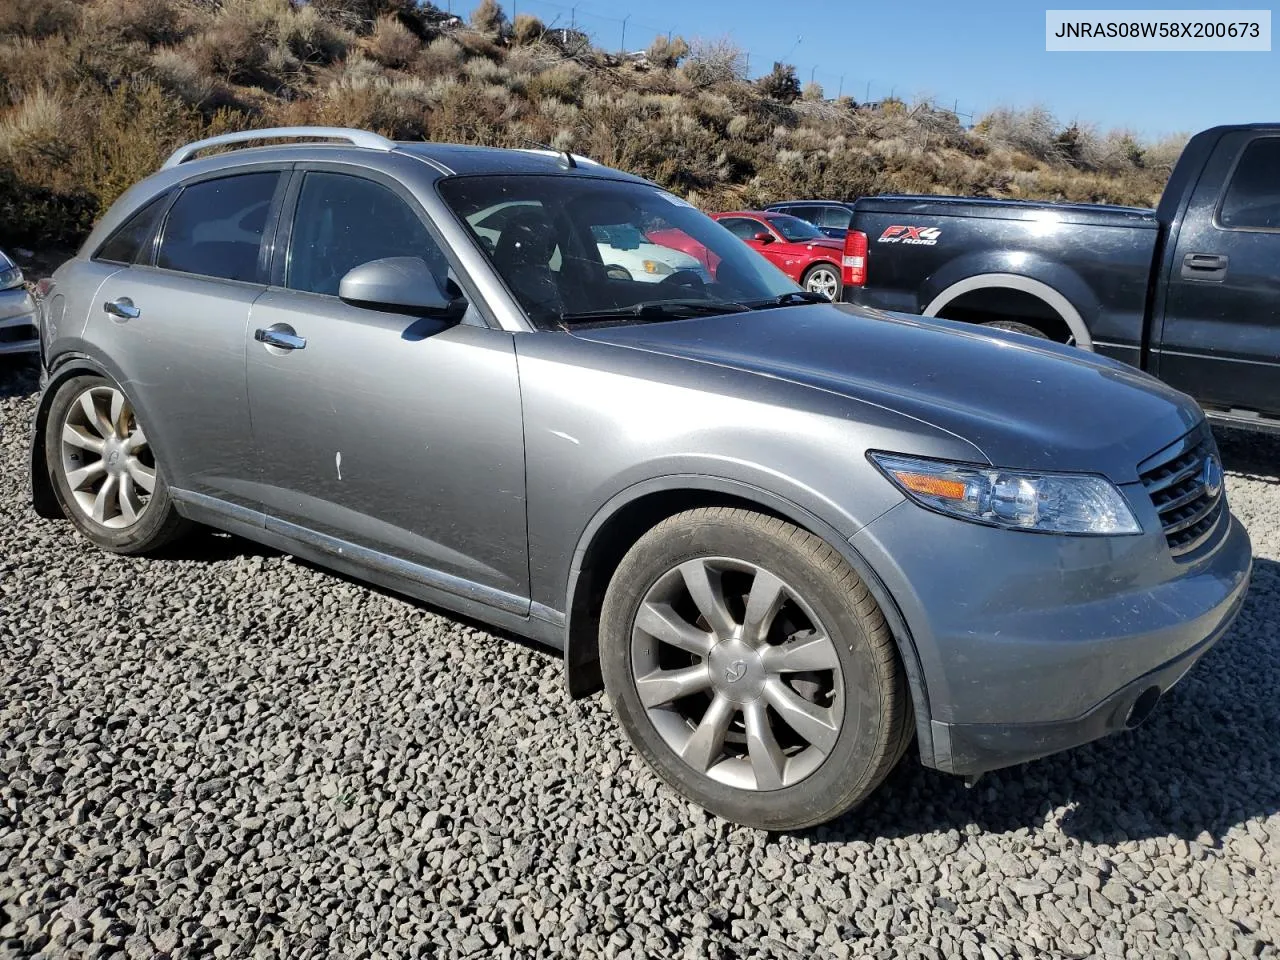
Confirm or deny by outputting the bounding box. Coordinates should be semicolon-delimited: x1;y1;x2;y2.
751;231;774;244
338;257;467;320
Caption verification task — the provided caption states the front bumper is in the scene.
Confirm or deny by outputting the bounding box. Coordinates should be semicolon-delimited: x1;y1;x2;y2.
853;495;1253;776
0;288;39;355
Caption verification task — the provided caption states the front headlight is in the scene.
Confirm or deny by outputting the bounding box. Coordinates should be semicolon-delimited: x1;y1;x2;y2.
0;264;23;291
870;452;1141;535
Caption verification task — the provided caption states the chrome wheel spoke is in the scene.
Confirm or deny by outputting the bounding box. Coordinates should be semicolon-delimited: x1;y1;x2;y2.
62;422;105;454
92;475;118;524
681;693;735;772
108;389;126;437
678;559;736;638
760;631;840;673
126;458;156;494
635;664;711;708
764;677;839;755
117;472;141;525
125;425;148;453
79;392;112;438
66;460;106;490
742;568;784;644
743;699;786;790
635;601;715;658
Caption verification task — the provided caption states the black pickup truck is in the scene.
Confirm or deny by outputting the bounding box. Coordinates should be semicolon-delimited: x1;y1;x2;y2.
841;123;1280;432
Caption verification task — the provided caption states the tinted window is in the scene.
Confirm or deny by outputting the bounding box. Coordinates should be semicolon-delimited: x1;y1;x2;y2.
721;217;767;240
819;206;852;229
1220;138;1280;230
769;215;825;242
790;206;821;225
288;172;448;296
157;173;279;282
95;193;169;265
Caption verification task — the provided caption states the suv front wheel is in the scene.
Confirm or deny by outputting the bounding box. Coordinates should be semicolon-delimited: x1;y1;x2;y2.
600;507;911;830
45;374;189;554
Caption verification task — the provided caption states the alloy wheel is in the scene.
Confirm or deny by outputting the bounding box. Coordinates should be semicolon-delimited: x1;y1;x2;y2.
804;267;840;300
59;386;156;529
630;557;844;791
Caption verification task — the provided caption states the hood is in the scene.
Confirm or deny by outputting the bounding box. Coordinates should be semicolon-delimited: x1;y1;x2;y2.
571;303;1202;483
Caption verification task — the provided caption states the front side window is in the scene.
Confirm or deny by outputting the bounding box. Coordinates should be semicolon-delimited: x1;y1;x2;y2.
287;172;450;296
1219;138;1280;230
720;217;769;241
156;173;279;282
439;176;799;328
95;192;170;265
769;215;826;242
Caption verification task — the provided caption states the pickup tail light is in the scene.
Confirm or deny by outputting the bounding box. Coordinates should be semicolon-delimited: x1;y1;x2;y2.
842;230;867;287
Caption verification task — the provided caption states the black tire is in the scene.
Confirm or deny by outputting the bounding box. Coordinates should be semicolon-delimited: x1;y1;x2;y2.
44;374;189;555
801;263;842;301
599;507;911;830
981;319;1049;340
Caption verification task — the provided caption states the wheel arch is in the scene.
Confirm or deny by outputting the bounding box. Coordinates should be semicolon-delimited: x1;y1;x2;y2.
562;475;935;759
922;273;1093;350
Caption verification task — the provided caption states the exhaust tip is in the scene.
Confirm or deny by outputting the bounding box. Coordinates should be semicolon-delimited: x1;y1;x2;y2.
1125;686;1162;729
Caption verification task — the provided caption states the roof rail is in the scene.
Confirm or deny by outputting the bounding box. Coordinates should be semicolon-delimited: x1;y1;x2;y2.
160;127;395;170
516;148;601;168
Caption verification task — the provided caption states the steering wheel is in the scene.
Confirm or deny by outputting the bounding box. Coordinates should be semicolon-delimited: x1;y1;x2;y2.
655;269;707;294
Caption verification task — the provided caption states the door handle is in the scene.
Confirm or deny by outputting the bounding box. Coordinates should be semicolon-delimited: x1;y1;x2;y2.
1181;252;1228;281
254;327;307;351
103;297;140;320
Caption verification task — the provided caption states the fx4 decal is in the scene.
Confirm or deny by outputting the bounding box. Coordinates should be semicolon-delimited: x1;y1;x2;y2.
878;225;942;246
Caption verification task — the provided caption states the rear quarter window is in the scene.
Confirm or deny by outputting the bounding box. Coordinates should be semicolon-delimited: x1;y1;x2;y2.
94;193;170;265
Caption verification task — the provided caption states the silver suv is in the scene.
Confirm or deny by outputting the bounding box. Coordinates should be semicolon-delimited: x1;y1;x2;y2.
30;127;1252;829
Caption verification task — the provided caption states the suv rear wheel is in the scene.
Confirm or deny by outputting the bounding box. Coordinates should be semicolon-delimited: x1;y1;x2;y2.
45;374;189;554
600;507;911;829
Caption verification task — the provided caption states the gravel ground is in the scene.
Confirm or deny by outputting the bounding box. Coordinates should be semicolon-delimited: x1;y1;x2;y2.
1;357;1277;960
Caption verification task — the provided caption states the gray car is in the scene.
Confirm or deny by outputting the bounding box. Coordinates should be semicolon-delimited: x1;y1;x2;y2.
29;127;1252;830
0;248;39;356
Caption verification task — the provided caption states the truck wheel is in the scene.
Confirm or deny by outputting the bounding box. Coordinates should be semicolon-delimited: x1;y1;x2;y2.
981;319;1049;340
44;374;190;555
801;263;842;301
599;507;911;830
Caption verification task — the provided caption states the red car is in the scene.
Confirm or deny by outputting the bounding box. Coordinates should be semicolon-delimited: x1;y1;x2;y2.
711;211;845;300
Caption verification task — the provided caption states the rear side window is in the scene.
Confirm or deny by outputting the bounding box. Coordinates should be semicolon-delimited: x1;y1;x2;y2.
156;172;280;282
820;206;852;229
287;172;449;296
791;206;821;225
95;193;169;265
1219;138;1280;230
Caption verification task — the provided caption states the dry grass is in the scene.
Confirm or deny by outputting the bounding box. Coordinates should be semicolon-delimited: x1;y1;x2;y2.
0;0;1181;251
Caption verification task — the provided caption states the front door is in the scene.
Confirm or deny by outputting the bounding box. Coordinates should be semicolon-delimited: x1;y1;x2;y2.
244;168;529;604
1157;132;1280;416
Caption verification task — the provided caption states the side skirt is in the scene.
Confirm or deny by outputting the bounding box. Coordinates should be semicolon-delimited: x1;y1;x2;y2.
170;488;565;651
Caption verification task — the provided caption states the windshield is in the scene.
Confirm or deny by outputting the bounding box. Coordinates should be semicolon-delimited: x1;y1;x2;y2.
769;215;826;242
438;175;802;328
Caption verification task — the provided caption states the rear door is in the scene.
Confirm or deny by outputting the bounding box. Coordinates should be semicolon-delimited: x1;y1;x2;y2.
1157;133;1280;415
243;166;529;605
89;168;285;507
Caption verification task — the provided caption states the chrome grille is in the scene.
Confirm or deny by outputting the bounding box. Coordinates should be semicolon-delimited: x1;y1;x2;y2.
1138;425;1224;559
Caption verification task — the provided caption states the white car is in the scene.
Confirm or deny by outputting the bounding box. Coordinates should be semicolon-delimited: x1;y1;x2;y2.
467;201;707;283
0;249;38;356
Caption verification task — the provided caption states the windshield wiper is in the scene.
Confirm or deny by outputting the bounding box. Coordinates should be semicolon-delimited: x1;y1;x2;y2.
744;290;831;309
558;299;751;325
